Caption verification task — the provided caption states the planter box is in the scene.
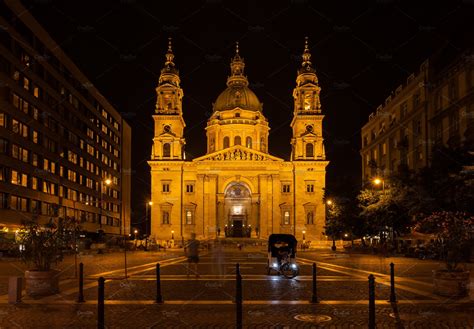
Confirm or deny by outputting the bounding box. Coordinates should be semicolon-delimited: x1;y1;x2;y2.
433;270;470;297
25;270;60;297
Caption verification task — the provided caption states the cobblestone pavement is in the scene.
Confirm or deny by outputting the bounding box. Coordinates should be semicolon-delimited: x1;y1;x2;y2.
0;242;472;328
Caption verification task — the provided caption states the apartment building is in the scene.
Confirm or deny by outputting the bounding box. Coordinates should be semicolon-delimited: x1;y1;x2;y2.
0;0;131;236
361;49;474;182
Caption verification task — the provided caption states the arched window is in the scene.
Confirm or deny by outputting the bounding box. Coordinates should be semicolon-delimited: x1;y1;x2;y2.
246;137;252;148
306;143;314;158
306;212;314;224
234;136;241;146
223;136;230;148
163;143;171;158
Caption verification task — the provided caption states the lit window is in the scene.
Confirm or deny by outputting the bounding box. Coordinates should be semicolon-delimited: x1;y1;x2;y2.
283;211;290;225
186;210;193;224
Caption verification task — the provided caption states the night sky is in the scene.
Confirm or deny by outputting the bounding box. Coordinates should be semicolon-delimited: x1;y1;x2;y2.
22;0;474;227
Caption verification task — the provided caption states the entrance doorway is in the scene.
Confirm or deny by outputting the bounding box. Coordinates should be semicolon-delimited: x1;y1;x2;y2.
224;182;252;238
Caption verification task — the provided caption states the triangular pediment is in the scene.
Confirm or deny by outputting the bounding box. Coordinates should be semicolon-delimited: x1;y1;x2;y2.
193;145;284;162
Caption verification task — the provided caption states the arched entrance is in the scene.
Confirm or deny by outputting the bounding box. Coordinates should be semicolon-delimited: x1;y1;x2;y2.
224;182;252;237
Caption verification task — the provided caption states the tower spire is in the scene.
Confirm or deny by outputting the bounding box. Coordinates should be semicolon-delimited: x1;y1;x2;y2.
227;41;248;87
165;37;174;65
299;36;315;75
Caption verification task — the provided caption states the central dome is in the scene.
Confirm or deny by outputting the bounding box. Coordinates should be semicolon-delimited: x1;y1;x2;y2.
213;42;262;113
213;85;262;112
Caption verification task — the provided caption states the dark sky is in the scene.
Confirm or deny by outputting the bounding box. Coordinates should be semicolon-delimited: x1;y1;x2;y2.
22;0;474;226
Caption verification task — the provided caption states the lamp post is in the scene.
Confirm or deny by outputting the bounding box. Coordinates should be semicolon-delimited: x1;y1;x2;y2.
171;230;174;240
302;230;306;241
145;201;153;237
326;200;336;251
99;178;112;230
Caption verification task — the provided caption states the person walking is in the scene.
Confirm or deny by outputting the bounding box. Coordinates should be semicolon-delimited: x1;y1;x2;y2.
185;233;200;278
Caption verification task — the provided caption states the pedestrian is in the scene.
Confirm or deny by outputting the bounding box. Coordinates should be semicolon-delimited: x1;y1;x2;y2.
217;227;221;237
184;233;200;278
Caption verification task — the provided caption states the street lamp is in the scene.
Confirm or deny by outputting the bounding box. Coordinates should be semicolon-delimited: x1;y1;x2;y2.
171;230;175;240
326;199;333;206
302;230;306;241
145;201;153;237
372;177;385;193
99;178;112;230
134;229;138;240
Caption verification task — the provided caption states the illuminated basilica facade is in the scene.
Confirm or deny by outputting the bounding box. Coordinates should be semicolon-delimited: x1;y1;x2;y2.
149;39;328;243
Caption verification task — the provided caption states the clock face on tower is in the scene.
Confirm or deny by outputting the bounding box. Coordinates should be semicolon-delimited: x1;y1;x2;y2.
306;125;314;133
163;125;171;133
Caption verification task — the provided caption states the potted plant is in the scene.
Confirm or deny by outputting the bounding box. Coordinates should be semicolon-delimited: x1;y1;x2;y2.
17;217;79;297
415;211;474;297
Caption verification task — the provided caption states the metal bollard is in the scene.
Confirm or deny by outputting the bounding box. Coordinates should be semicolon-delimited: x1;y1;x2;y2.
389;262;396;303
98;277;105;329
311;263;318;303
236;263;243;329
156;263;163;303
78;263;85;303
368;274;375;329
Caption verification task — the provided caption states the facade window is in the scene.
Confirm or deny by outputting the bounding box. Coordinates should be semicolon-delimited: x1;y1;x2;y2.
185;210;193;224
448;79;458;101
400;102;408;118
382;142;387;155
283;211;290;225
12;119;29;138
186;184;194;193
306;143;314;157
0;112;6;127
246;136;252;148
282;184;291;193
10;195;28;212
12;144;29;162
234;136;241;146
163;143;171;157
449;110;460;136
11;170;28;187
0;193;6;209
31;177;38;190
0;138;8;154
162;183;170;193
306;211;314;224
306;184;314;193
413;93;420;107
223;136;230;148
0;167;5;182
162;211;170;224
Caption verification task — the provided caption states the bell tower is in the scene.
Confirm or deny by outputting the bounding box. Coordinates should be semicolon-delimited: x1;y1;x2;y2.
290;37;325;161
152;38;186;160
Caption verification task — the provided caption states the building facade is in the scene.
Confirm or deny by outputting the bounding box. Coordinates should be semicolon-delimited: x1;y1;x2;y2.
361;50;474;182
149;40;328;243
0;0;131;236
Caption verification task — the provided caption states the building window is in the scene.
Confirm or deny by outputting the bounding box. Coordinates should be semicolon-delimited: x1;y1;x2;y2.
283;211;290;225
400;102;408;118
223;136;230;148
0;139;8;154
186;184;194;193
246;137;252;148
448;79;458;101
234;136;241;146
162;183;170;193
306;184;314;193
162;211;170;224
382;142;387;156
0;112;6;128
306;211;314;224
282;184;291;193
163;143;171;158
10;195;28;212
306;143;314;157
185;210;193;224
413;93;420;107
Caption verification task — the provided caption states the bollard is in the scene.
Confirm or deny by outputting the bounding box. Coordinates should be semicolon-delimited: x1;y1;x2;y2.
98;277;105;329
368;274;375;329
156;263;163;303
236;263;243;329
77;263;85;303
8;277;22;304
389;262;396;303
311;263;318;303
